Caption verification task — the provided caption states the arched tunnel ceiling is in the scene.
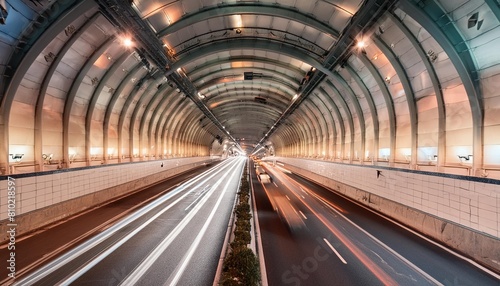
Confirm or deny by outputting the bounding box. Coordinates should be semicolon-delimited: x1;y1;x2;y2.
1;0;500;173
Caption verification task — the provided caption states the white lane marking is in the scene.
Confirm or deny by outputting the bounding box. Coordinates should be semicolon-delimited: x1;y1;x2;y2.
299;211;307;220
59;160;237;286
184;185;210;211
14;159;238;286
286;195;290;201
323;238;347;264
318;195;444;285
336;193;500;281
165;162;242;286
121;165;236;285
300;187;307;195
273;182;278;187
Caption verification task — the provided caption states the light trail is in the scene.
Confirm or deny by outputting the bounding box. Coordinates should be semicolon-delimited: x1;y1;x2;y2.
14;159;239;285
164;158;245;285
265;165;433;286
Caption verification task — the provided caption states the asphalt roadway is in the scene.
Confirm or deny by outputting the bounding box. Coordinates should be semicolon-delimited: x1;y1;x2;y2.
252;160;500;286
1;157;246;285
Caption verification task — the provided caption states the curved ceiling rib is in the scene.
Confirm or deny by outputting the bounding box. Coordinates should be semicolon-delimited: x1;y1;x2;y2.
398;0;483;171
155;3;340;39
0;0;98;172
188;56;305;79
165;38;325;77
388;12;446;169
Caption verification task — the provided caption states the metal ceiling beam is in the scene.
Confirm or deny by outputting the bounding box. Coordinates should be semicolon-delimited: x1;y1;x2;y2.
105;63;144;162
64;36;115;167
156;3;339;39
323;82;355;162
95;0;237;144
329;74;366;162
207;96;290;113
149;88;178;158
87;51;129;164
207;91;290;110
316;88;345;159
254;0;399;150
308;92;338;157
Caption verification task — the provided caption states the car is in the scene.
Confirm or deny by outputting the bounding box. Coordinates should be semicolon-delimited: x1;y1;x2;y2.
259;173;272;184
273;195;305;231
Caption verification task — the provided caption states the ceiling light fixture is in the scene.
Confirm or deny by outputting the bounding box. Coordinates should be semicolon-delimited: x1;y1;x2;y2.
123;37;133;47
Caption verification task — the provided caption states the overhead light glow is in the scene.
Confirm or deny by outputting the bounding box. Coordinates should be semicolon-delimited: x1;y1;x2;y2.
232;14;243;29
123;37;133;47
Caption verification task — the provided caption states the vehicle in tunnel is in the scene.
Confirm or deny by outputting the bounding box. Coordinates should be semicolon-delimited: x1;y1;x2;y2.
273;194;305;232
258;172;272;184
255;166;265;175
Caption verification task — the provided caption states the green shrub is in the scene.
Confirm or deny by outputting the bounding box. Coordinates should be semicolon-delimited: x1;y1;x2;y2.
221;248;260;286
233;229;251;245
235;202;250;215
221;161;260;286
235;219;251;232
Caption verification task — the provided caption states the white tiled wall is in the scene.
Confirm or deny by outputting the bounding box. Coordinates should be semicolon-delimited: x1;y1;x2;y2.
0;157;211;220
275;157;500;238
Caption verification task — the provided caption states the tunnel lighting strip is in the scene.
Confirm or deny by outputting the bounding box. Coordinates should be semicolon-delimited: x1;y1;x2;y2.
14;159;238;285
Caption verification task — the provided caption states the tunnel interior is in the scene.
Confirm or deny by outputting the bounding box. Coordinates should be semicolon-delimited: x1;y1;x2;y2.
1;0;500;274
0;0;499;178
